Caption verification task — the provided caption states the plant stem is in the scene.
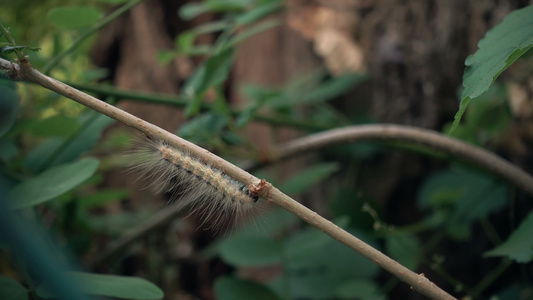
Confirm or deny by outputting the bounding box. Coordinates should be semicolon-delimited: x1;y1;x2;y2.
0;23;25;61
36;111;101;172
42;0;145;74
1;57;457;299
470;259;512;298
268;185;456;299
254;125;533;197
479;217;502;246
69;82;336;130
14;254;37;296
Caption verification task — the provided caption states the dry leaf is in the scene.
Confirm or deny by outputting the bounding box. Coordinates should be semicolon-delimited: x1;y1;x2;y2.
288;2;365;74
508;82;533;119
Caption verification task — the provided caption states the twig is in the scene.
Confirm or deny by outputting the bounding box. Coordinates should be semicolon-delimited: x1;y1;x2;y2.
470;258;512;297
0;58;456;300
247;125;533;197
0;24;25;61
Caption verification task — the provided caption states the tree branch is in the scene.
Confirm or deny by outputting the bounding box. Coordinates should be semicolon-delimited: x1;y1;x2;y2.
1;58;456;300
247;125;533;197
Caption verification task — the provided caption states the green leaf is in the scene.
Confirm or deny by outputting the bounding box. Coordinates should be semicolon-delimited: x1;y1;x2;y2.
276;225;380;299
26;115;80;137
311;227;378;279
417;170;465;209
385;234;422;270
183;49;234;116
178;46;212;56
285;217;351;267
225;19;280;48
9;158;99;209
329;187;377;230
269;73;365;108
184;98;202;116
336;279;385;300
300;73;365;105
0;46;40;55
417;169;507;218
178;3;209;21
235;109;255;128
444;84;510;144
96;0;130;3
485;211;533;263
157;50;180;65
237;85;281;127
24;112;114;171
281;162;340;195
178;113;228;143
215;277;281;300
492;285;529;300
286;225;334;266
179;0;250;20
223;207;299;238
171;24;224;58
176;31;196;51
170;24;218;54
82;67;110;82
417;168;507;238
453;174;506;222
241;84;281;102
24;138;64;171
213;88;232;115
0;139;18;162
0;85;19;137
85;211;152;235
450;5;533;132
235;1;283;25
37;272;163;299
197;48;234;92
186;20;229;37
78;189;129;208
0;76;16;90
0;276;28;300
219;235;282;267
205;0;252;11
47;6;102;30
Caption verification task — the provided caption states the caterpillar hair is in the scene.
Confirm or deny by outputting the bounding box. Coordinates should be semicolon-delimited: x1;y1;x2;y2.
130;137;260;229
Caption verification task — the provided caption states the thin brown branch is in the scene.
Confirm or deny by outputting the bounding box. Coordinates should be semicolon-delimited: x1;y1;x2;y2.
249;125;533;197
1;58;456;300
91;124;533;275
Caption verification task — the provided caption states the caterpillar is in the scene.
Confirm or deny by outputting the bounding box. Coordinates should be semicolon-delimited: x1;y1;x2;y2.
131;137;259;229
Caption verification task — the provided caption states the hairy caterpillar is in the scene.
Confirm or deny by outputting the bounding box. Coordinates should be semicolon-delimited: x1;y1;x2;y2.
131;137;259;228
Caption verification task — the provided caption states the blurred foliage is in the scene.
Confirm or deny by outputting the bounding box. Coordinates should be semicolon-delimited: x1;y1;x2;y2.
215;277;282;300
0;1;532;300
36;272;163;299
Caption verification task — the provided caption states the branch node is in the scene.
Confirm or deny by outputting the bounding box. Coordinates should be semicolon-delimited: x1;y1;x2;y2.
3;61;21;81
249;178;272;199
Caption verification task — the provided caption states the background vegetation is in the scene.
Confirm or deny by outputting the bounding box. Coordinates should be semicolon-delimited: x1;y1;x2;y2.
1;0;532;299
